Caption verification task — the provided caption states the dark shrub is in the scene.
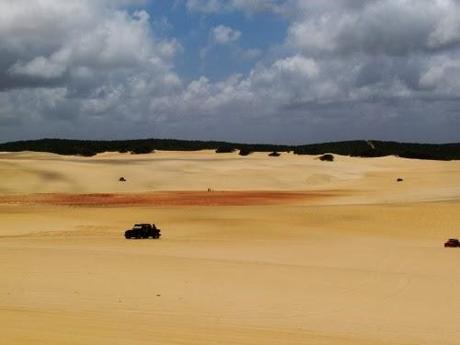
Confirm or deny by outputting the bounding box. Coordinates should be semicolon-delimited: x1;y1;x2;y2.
398;151;438;160
269;151;281;157
0;139;458;161
130;145;154;154
351;149;388;158
77;147;97;157
216;146;235;153
239;148;252;156
319;154;334;161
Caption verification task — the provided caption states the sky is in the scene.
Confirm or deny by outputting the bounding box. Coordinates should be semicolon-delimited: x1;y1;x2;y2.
0;0;459;144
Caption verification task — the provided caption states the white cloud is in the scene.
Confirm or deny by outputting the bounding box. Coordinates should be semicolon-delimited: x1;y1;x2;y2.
1;0;460;143
237;47;261;60
9;55;67;79
187;0;460;56
168;0;460;142
186;0;284;14
0;0;181;123
287;0;460;56
272;55;319;78
211;25;241;44
419;56;460;93
428;4;460;48
186;0;222;13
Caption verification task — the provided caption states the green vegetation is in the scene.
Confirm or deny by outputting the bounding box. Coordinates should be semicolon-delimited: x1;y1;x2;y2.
215;146;236;153
238;148;253;156
293;140;460;160
269;151;281;157
319;154;334;162
0;138;458;161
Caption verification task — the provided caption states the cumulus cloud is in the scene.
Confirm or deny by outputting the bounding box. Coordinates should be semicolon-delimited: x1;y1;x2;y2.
1;0;459;143
186;0;284;14
0;0;182;138
279;0;460;103
211;25;241;44
181;0;460;142
286;0;460;56
184;0;460;108
0;3;179;86
186;0;222;13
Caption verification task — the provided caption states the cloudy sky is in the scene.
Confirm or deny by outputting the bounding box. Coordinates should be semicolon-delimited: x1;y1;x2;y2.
1;0;459;144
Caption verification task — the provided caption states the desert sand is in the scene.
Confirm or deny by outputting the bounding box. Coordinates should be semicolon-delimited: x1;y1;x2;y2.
1;150;460;345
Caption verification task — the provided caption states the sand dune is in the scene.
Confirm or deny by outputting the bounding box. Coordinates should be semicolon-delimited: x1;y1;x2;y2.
1;151;459;344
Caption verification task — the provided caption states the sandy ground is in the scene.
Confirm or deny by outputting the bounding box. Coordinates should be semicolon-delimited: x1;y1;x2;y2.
1;150;460;345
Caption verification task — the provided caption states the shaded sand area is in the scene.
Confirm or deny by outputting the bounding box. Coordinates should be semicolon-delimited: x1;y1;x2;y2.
1;151;460;345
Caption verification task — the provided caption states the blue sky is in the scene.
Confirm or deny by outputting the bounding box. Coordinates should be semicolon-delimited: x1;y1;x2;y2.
141;1;288;81
0;0;459;143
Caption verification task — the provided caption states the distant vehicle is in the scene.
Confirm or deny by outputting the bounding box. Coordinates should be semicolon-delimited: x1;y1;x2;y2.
444;238;460;247
124;224;161;239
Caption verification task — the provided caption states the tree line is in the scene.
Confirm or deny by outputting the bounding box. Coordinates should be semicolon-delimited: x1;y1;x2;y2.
0;138;458;161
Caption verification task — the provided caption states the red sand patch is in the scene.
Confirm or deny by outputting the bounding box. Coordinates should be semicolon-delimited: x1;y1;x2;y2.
0;191;338;207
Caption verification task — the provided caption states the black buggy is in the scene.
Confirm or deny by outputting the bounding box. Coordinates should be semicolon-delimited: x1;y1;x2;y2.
444;238;460;248
124;224;161;239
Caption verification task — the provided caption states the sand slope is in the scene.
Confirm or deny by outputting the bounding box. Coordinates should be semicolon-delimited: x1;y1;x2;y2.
0;151;459;344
